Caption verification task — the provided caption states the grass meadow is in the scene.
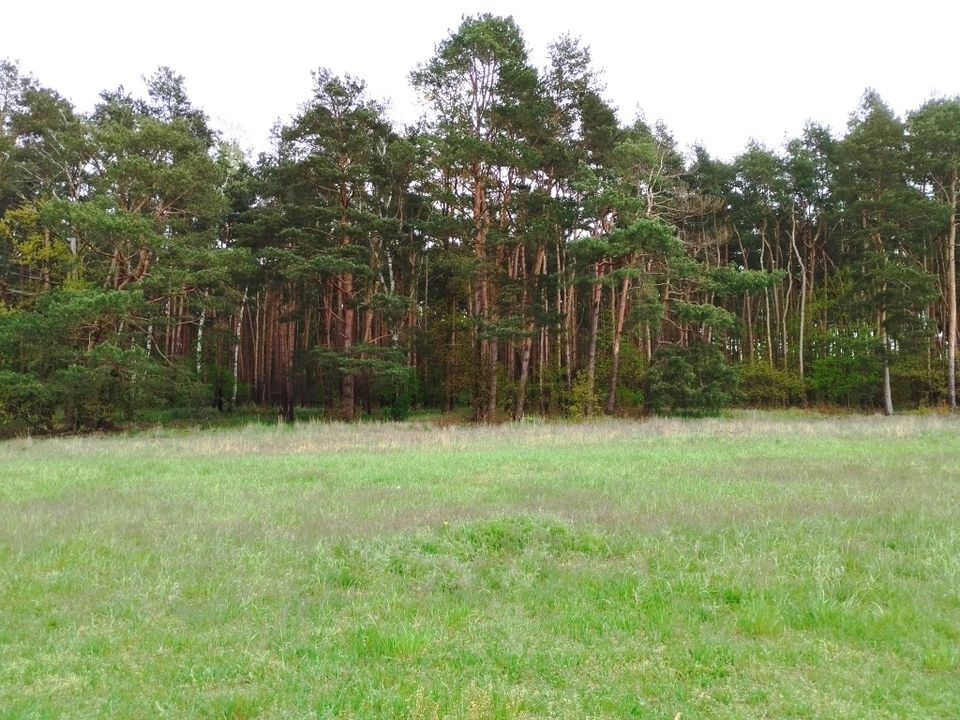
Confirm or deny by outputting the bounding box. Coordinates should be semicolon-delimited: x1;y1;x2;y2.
1;414;959;719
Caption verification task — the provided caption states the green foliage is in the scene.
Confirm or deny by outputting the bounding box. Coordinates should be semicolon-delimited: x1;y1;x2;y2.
0;289;130;376
645;341;738;416
0;347;208;435
0;370;54;432
706;265;788;297
890;355;947;408
56;346;208;431
809;331;882;406
594;329;647;411
0;204;74;287
4;41;960;426
738;362;805;407
672;301;737;332
0;286;209;433
314;344;416;421
564;370;601;419
388;371;415;421
835;93;945;351
614;340;647;411
610;218;681;257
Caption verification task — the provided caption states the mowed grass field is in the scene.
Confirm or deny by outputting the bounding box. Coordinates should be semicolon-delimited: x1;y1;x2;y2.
1;415;959;719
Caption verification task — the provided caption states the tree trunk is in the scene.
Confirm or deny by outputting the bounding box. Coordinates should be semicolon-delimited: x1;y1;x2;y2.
948;171;957;411
515;331;533;420
781;236;793;368
470;165;491;422
252;293;261;401
882;358;895;416
737;228;755;362
486;339;498;421
232;286;248;409
792;217;812;401
881;314;894;416
605;274;631;414
196;303;205;376
565;281;575;388
585;264;603;416
341;271;356;421
42;228;52;292
788;206;803;375
556;240;566;381
281;297;296;423
764;288;774;366
362;308;374;344
513;246;541;420
538;325;547;413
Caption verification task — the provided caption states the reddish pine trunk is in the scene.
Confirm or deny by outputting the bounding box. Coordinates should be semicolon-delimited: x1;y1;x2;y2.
341;272;356;421
605;274;631;414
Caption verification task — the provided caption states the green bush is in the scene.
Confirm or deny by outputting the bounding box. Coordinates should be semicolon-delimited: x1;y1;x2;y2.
809;332;882;407
0;371;55;433
0;345;210;434
891;356;946;408
564;370;601;419
388;368;415;421
0;288;211;433
53;345;198;431
595;331;648;413
615;384;645;412
738;362;805;407
645;341;738;417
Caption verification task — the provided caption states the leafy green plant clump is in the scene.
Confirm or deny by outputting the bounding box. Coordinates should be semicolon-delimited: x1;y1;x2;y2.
645;341;738;416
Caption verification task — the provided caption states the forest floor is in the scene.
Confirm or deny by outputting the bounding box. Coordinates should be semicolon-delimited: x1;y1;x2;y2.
1;414;959;719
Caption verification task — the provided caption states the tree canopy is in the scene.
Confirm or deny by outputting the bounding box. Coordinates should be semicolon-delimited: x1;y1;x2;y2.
2;17;959;433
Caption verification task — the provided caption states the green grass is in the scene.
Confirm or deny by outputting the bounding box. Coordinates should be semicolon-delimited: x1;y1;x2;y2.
1;415;959;719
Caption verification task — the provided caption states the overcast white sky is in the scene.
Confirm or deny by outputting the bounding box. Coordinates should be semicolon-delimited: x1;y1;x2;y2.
5;0;959;160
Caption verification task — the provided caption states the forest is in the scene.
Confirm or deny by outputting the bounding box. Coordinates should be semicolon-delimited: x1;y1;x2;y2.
2;14;959;433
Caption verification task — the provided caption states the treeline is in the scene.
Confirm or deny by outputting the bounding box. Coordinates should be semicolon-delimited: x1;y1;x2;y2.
2;14;959;432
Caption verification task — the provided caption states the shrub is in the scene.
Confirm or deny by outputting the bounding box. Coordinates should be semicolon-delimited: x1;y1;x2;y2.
645;341;738;417
738;362;805;407
890;355;946;408
595;331;648;413
564;370;601;419
808;332;882;407
0;371;55;433
388;368;415;421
